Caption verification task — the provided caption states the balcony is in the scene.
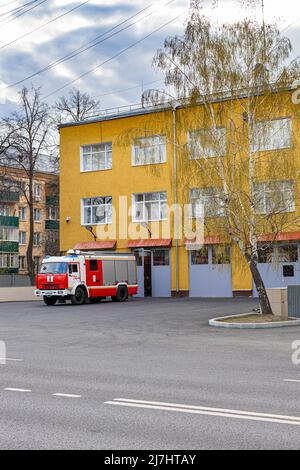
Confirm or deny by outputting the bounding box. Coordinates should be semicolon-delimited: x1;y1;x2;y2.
0;190;19;203
45;220;59;230
46;196;58;205
0;216;19;228
0;241;19;253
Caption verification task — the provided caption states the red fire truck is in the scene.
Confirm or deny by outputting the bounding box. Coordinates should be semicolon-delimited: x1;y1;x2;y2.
35;250;138;306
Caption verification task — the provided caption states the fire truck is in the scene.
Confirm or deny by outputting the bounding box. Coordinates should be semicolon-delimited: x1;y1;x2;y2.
35;250;138;306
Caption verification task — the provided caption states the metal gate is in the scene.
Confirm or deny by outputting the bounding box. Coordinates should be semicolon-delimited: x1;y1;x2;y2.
189;245;232;298
253;243;300;297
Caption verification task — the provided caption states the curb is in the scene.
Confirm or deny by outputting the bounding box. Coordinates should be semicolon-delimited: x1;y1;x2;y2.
209;312;300;329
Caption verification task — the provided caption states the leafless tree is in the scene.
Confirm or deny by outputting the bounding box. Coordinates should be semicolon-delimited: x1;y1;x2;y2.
0;86;52;285
55;88;100;123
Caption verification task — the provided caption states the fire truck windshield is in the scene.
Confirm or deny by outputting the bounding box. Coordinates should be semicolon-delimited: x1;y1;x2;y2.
40;262;68;275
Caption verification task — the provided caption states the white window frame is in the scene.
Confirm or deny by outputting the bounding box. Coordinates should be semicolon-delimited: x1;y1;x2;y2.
253;180;295;215
34;183;42;201
33;232;41;246
34;208;41;222
47;206;59;221
0;206;11;216
19;207;27;221
188;127;226;159
19;231;26;245
251;117;292;152
19;256;26;270
81;197;113;226
190;187;225;218
132;191;168;222
80;142;112;173
0;253;18;269
132;135;167;166
0;227;19;242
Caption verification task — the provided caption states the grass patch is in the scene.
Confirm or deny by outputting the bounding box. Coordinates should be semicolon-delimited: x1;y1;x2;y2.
220;314;296;324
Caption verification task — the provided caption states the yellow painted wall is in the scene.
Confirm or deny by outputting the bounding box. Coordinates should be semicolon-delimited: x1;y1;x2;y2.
60;92;300;295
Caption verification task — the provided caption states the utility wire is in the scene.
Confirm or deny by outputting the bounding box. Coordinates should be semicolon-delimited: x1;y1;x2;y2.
0;0;91;49
0;0;38;19
5;0;175;88
0;0;47;25
0;0;25;9
44;13;183;99
94;79;163;99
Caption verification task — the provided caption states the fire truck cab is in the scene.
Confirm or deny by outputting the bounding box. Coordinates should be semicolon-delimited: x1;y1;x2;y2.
35;250;138;306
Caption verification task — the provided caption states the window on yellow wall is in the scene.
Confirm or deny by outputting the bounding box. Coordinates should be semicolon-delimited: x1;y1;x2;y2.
188;127;226;159
81;143;112;172
132;135;166;166
251;118;292;152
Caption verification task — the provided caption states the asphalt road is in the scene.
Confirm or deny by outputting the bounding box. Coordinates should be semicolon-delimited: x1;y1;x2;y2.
1;297;300;450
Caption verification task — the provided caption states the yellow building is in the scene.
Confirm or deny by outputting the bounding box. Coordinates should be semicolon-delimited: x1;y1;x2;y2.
59;93;300;298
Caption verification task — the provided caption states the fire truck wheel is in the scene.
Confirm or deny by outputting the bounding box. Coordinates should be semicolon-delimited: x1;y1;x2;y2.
71;286;87;305
112;285;128;302
43;296;58;306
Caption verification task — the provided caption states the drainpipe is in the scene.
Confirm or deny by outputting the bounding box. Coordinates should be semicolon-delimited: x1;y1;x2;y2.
172;104;179;295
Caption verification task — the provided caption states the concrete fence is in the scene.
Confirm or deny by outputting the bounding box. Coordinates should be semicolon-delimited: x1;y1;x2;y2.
0;286;39;302
0;275;31;288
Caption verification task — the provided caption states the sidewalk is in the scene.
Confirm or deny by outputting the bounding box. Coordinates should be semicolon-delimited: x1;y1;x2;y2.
0;287;40;302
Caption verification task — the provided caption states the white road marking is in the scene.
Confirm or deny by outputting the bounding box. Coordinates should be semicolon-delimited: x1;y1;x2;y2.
284;379;300;383
105;398;300;427
52;393;82;398
0;358;23;362
4;388;31;393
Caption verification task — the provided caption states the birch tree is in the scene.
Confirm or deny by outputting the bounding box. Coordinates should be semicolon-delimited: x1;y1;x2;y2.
145;6;300;314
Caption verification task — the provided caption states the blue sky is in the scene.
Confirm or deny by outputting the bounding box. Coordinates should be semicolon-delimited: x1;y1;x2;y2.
0;0;300;117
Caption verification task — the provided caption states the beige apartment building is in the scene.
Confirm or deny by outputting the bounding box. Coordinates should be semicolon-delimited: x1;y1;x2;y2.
0;164;59;276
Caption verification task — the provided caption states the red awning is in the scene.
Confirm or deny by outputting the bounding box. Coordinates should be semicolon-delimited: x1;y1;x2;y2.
185;235;224;246
74;241;116;250
258;232;300;242
127;239;172;248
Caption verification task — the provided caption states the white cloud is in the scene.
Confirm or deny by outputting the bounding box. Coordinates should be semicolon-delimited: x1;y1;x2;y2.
0;0;300;117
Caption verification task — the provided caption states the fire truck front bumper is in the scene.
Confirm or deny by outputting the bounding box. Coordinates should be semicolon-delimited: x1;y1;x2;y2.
35;289;69;297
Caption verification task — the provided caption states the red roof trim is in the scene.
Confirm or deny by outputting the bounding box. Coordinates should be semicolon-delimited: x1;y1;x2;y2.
185;236;224;245
127;239;172;248
74;241;116;250
258;232;300;242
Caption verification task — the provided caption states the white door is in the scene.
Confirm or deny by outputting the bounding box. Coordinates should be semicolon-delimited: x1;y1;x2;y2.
151;249;171;298
189;245;232;298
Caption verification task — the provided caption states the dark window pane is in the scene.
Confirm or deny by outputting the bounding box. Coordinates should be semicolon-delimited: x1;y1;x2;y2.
257;244;273;263
277;244;298;263
191;248;209;265
153;250;170;266
89;260;98;271
134;251;143;266
212;245;231;265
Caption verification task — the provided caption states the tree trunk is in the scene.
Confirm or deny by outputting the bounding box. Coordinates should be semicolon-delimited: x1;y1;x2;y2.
27;194;35;286
246;254;273;315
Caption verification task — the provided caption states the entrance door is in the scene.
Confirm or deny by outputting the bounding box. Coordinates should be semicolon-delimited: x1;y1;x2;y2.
133;249;171;297
152;249;171;297
144;250;152;297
